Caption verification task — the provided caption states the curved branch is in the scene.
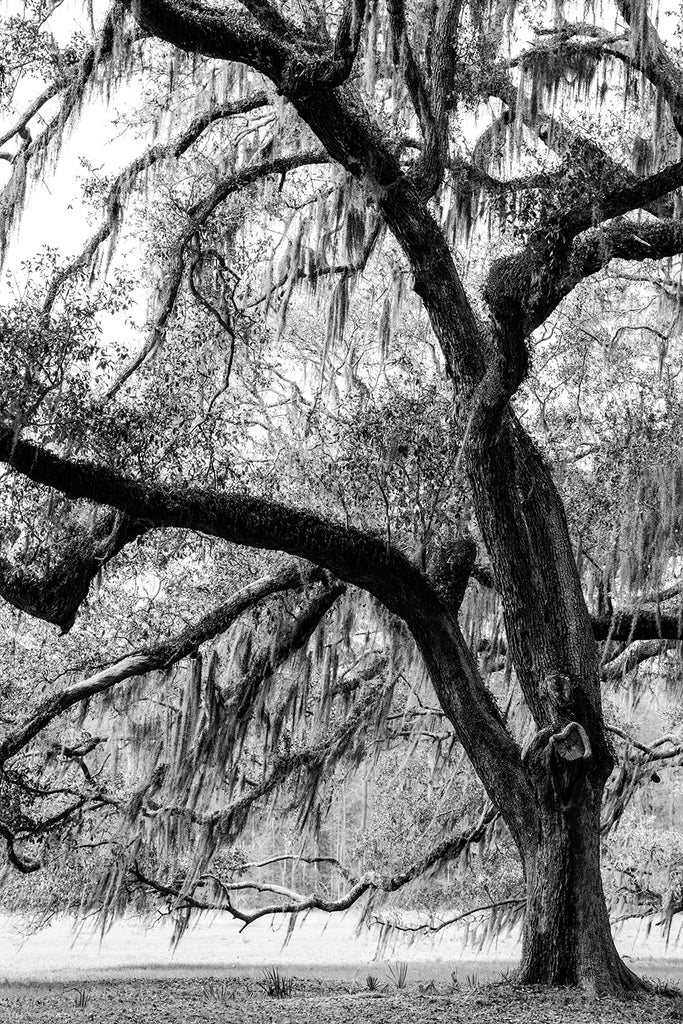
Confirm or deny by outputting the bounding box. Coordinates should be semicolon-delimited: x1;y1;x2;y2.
0;820;41;873
490;216;683;336
0;429;435;619
0;427;531;824
601;639;677;680
613;0;683;137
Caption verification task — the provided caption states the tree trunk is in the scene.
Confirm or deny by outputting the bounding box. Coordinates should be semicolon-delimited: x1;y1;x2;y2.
517;741;643;993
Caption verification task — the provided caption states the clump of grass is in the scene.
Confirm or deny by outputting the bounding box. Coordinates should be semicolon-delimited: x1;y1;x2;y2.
259;966;294;998
366;974;380;991
72;987;89;1008
386;961;409;989
200;979;235;1003
644;976;683;998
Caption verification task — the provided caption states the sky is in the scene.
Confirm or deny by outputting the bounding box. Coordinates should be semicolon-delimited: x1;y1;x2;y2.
0;0;149;344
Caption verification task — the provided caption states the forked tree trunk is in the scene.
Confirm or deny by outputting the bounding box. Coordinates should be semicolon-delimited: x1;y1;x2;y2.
518;786;641;992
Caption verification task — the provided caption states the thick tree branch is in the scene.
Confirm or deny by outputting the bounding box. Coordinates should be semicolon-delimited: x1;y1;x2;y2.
489;216;683;336
0;511;145;632
0;428;532;827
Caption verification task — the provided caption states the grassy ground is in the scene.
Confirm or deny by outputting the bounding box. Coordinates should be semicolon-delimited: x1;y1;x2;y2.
3;975;683;1024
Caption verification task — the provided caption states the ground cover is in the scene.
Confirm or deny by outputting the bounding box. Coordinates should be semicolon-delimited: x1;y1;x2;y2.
3;976;683;1024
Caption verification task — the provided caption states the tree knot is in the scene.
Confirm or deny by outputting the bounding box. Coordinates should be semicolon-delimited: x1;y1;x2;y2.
548;721;592;763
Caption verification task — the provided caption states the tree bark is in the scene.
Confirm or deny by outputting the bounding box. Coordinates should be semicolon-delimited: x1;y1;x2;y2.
518;773;642;992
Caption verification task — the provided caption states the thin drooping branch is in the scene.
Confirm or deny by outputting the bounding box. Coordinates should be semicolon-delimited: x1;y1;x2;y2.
0;561;316;766
220;579;346;755
0;2;143;258
41;91;270;318
373;896;525;934
0;77;67;149
105;148;327;398
0;511;145;632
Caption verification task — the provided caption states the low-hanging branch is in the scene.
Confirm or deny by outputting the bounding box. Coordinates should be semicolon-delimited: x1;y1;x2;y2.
0;422;530;831
129;803;498;929
373;895;526;935
0;561;318;766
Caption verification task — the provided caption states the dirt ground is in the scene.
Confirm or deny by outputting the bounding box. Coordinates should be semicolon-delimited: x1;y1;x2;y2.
3;975;683;1024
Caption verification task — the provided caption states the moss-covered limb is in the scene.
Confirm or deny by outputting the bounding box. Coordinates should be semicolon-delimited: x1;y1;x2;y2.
105;148;327;399
0;562;312;767
128;806;498;926
0;426;532;826
601;641;677;679
41;91;270;319
130;0;357;91
450;157;562;199
564;159;683;237
594;607;683;642
129;0;288;76
486;216;683;337
0;424;442;620
0;511;145;633
0;78;68;149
